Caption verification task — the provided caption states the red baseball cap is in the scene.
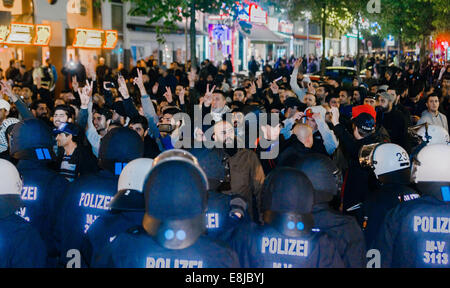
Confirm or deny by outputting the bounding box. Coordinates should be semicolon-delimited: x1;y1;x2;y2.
352;105;377;123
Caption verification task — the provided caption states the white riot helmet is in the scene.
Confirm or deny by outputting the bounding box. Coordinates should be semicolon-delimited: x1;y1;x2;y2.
411;144;450;201
0;159;23;218
359;143;410;179
109;158;154;211
411;144;450;183
417;124;450;145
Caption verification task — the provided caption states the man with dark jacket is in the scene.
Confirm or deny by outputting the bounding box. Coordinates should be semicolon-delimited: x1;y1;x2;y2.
330;105;384;216
376;92;410;152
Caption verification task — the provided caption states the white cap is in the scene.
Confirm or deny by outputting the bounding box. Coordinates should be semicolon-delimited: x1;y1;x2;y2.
117;158;154;193
411;144;450;183
359;143;410;178
417;125;449;145
0;159;22;196
0;99;11;112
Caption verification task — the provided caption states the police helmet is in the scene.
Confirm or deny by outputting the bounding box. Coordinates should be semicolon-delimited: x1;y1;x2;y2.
262;167;315;237
411;144;450;201
417;124;450;145
142;150;209;250
109;158;154;212
9;118;55;161
359;143;410;180
98;128;144;175
0;159;23;218
189;148;230;192
289;153;342;204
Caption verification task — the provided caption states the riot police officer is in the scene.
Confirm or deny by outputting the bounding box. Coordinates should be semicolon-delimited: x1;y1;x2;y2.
374;144;450;267
286;153;367;268
189;147;249;242
82;158;153;266
358;143;420;248
93;150;240;268
9;118;69;266
56;127;144;267
230;167;344;268
0;159;47;267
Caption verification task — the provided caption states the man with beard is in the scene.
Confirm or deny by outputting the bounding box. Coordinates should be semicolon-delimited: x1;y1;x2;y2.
30;100;52;127
211;119;265;224
376;92;409;152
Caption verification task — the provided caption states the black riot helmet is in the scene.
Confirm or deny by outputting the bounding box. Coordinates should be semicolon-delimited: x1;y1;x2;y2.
98;128;144;175
9;118;55;161
262;167;315;237
188;147;230;192
290;153;342;204
142;150;209;250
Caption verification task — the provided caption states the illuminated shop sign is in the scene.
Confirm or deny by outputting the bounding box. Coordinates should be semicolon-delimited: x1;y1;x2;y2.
236;1;267;24
72;28;118;49
103;30;118;49
0;24;9;43
34;24;51;46
73;28;103;48
5;23;34;45
0;23;52;46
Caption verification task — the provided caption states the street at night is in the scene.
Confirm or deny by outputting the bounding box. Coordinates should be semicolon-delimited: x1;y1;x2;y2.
0;0;449;272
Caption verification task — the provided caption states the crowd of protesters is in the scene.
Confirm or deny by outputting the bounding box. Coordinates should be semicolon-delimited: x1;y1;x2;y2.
0;50;449;268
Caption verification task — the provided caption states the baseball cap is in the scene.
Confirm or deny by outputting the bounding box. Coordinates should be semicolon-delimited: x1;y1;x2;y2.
365;92;377;101
0;99;11;112
376;91;395;103
53;122;79;137
352;113;376;133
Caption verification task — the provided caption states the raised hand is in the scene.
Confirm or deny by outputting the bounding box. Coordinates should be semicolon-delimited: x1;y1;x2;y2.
152;82;159;95
0;80;17;102
179;87;186;105
118;75;130;99
330;107;340;126
293;111;304;122
294;58;303;69
72;75;79;92
307;82;316;95
250;81;257;95
79;80;93;109
270;81;279;95
133;69;147;96
163;86;173;103
256;75;263;89
204;84;216;107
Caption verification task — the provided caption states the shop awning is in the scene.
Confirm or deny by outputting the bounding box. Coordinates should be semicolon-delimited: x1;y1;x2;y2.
242;24;284;44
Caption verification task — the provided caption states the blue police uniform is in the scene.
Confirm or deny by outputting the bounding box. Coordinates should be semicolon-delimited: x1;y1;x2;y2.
9;119;70;266
359;183;420;248
205;191;249;243
81;211;143;266
230;221;344;268
0;214;47;268
56;170;119;267
55;128;144;267
374;195;450;267
93;226;240;268
312;203;366;268
279;153;366;267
